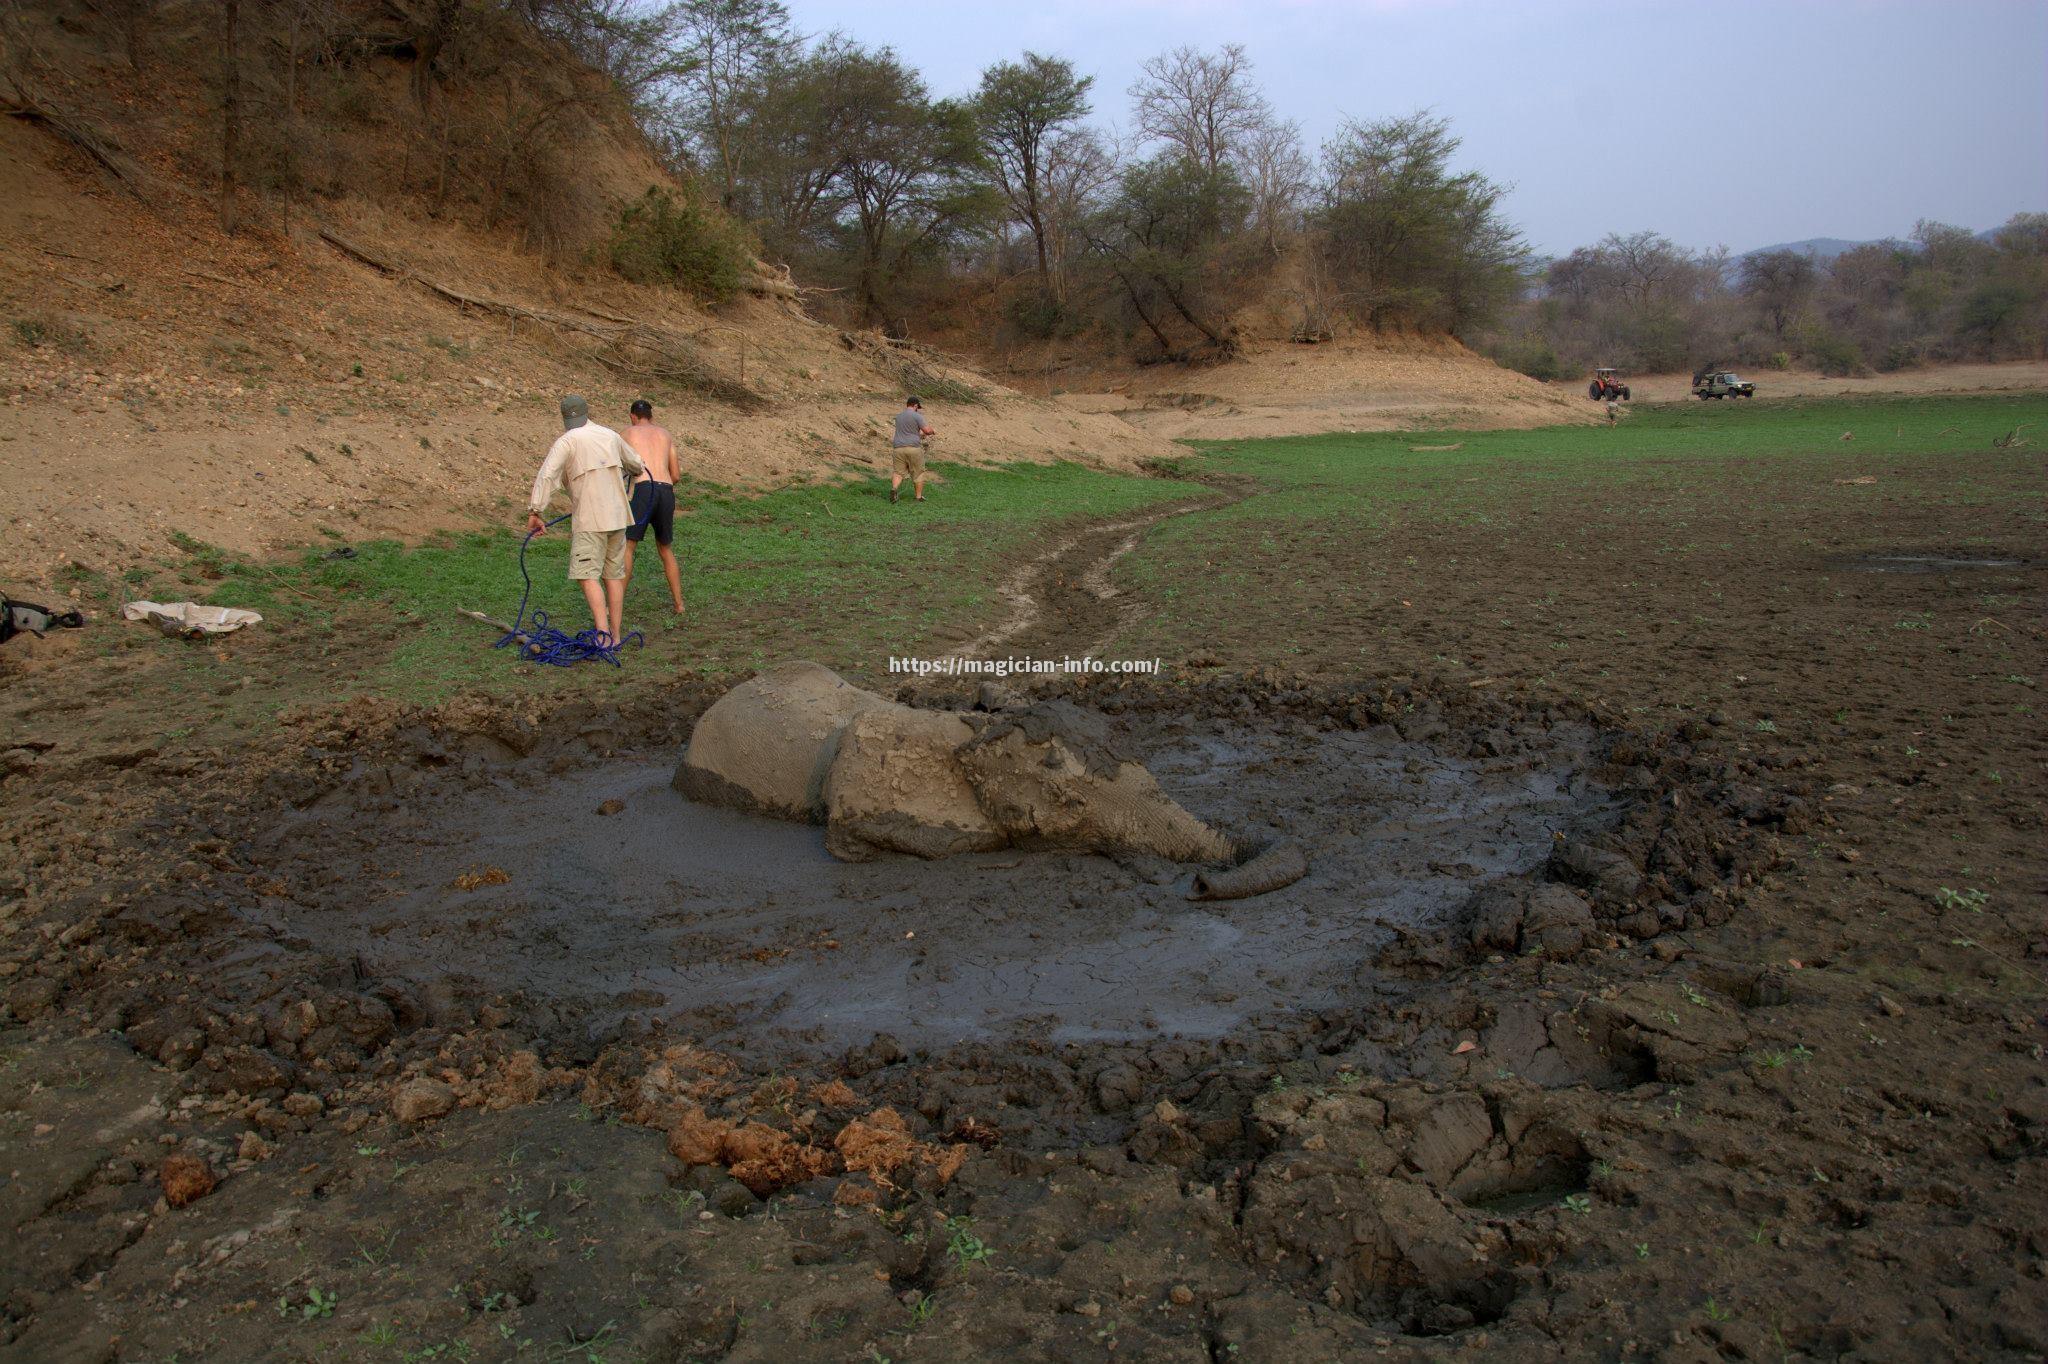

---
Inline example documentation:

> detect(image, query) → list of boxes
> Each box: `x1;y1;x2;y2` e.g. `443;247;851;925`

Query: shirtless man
621;399;686;615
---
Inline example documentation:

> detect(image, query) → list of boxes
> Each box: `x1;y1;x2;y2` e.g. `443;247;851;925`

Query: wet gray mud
252;713;1614;1060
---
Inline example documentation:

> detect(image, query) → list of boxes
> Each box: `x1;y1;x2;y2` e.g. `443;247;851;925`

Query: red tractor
1587;367;1630;401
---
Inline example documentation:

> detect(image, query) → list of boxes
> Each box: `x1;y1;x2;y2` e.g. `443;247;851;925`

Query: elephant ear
956;705;1235;865
822;708;1006;862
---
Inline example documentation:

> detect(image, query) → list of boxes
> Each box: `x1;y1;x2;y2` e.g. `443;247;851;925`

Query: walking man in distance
891;396;934;504
622;399;686;617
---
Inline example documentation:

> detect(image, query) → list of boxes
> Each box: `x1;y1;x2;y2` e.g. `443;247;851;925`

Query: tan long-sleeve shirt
527;422;647;533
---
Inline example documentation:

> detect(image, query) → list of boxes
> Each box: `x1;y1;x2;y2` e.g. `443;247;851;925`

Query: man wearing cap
526;394;646;646
890;396;934;504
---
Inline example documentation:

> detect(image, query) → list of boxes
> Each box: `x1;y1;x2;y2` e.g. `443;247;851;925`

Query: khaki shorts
568;528;627;581
892;443;926;478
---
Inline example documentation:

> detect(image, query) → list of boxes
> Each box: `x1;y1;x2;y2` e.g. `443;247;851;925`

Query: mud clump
391;1079;457;1123
664;1102;966;1199
158;1152;217;1208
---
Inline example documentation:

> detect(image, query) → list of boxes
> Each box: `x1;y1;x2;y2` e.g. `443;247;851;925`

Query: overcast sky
795;0;2048;257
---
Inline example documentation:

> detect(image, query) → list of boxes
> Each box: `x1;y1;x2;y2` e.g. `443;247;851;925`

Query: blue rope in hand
495;515;645;668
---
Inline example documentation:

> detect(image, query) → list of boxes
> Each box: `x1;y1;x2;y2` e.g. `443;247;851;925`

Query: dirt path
942;490;1233;665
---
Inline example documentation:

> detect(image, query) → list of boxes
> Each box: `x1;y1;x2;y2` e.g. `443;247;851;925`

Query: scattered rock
597;798;625;817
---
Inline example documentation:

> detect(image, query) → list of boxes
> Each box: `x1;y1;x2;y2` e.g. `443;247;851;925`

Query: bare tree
1128;42;1269;174
1605;230;1682;307
1039;125;1119;299
1240;115;1308;256
673;0;794;209
217;0;240;233
1741;249;1815;340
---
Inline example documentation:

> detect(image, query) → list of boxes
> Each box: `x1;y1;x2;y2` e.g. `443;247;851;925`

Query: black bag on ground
1;595;85;645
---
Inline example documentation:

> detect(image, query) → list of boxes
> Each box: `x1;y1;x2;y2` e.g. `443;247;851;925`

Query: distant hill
1743;226;2010;261
1742;237;1878;262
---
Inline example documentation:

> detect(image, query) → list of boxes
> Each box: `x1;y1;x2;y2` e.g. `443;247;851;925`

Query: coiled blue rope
495;514;645;668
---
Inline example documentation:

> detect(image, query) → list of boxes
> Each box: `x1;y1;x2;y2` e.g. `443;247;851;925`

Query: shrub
1802;328;1868;377
1766;351;1791;371
1878;342;1918;373
12;315;92;354
1006;290;1082;341
1484;334;1565;381
605;187;750;303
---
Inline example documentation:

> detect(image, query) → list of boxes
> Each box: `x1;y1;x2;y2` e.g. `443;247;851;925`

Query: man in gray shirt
890;396;935;504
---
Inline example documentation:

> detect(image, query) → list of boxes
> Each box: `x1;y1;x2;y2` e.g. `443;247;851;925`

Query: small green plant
908;1296;935;1326
1561;1193;1592;1215
945;1216;992;1271
365;1322;399;1346
1754;719;1777;734
1680;983;1709;1007
1635;1242;1651;1260
278;1285;338;1321
1705;1296;1733;1322
1934;886;1989;912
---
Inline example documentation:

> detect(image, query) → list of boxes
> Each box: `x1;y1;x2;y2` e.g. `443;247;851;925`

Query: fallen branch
1409;443;1464;452
459;607;533;653
0;59;147;197
319;228;761;408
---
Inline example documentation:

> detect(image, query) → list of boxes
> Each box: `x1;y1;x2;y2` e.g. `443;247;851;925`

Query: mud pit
4;676;1816;1362
252;711;1613;1057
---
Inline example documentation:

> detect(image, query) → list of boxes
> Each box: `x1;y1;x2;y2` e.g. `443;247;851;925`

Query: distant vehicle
1692;370;1756;400
1587;368;1630;401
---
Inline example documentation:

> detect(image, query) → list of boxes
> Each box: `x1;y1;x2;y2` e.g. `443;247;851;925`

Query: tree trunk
218;0;240;234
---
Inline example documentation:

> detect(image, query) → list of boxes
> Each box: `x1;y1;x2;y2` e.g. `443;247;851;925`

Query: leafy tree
1089;154;1250;358
826;46;991;326
1313;112;1524;333
974;53;1093;296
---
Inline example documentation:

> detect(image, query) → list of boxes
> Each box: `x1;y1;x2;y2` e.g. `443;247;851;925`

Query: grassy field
89;460;1190;713
19;393;2041;756
1112;392;2046;715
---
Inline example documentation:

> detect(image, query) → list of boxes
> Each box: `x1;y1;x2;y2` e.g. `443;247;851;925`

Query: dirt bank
1050;336;1593;439
0;125;1177;587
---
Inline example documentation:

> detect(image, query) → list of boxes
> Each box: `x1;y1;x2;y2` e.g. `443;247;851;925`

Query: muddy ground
2;435;2045;1362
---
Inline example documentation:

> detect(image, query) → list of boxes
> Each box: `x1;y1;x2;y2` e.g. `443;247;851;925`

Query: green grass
1112;392;2047;674
1158;393;2048;524
189;461;1189;702
30;390;2041;752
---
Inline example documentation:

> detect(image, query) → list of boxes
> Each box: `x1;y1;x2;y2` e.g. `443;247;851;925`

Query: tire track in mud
942;483;1247;666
